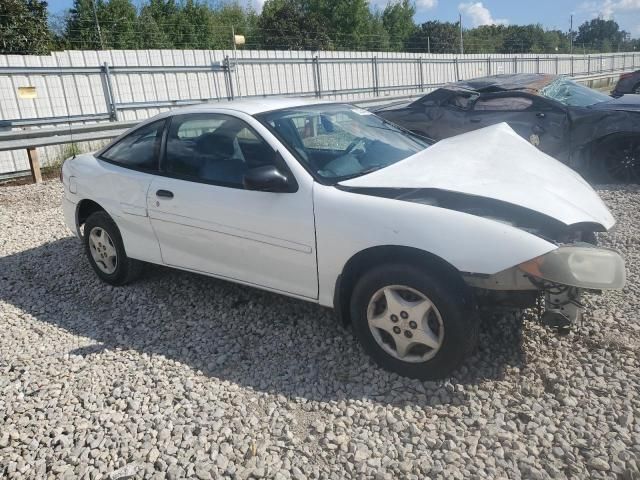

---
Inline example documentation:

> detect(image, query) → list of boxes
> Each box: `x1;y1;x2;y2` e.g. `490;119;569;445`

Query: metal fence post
623;53;626;71
555;56;559;74
102;62;118;121
600;54;604;74
372;56;379;96
312;56;322;98
454;58;460;81
487;56;491;75
570;56;574;76
587;55;591;74
513;56;518;74
417;57;424;92
536;56;540;74
223;56;234;100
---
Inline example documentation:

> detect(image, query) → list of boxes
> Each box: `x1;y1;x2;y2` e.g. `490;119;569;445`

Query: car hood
339;123;615;230
591;94;640;111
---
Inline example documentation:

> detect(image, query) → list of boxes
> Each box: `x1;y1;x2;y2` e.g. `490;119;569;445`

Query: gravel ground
1;181;639;480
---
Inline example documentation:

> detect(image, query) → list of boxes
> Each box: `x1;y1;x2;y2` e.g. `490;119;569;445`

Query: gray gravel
1;181;639;480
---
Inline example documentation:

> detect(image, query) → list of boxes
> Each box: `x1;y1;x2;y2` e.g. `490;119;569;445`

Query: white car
61;98;626;379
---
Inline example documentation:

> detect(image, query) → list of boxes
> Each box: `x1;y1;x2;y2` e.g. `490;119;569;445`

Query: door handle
470;118;482;123
536;112;546;118
156;189;174;199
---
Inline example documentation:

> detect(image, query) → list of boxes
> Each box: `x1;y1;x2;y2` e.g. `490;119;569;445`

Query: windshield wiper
335;165;386;182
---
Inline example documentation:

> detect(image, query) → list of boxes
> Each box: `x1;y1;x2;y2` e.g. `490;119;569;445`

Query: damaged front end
341;185;626;329
465;243;625;328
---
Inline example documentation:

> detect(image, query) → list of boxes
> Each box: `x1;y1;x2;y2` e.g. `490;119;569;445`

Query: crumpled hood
592;94;640;111
340;123;615;229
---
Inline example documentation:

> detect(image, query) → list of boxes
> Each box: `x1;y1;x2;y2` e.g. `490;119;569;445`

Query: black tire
349;263;478;380
83;211;143;286
592;134;640;183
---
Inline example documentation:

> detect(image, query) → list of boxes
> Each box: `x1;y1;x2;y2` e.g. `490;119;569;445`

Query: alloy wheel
603;136;640;183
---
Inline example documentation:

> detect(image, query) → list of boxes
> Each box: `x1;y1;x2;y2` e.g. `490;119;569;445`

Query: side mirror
243;165;293;193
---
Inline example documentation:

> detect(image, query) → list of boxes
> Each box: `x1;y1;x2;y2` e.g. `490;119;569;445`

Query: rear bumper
63;196;78;237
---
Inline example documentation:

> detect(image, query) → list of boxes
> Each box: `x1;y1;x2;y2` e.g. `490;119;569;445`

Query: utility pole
569;14;573;55
92;0;104;50
459;13;464;55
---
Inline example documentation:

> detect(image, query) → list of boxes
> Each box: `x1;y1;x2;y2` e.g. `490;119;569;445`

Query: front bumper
465;244;625;327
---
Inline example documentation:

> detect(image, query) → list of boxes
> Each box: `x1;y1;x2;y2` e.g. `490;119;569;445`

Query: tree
575;18;626;52
137;0;178;48
406;21;459;53
0;0;51;54
98;0;138;49
65;0;103;49
309;0;376;50
382;0;415;51
258;0;331;50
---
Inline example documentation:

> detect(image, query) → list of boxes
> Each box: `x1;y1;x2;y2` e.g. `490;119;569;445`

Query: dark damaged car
375;74;640;182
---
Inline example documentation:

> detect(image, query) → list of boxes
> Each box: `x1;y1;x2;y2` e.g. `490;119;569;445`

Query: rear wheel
350;264;478;380
84;211;143;286
593;134;640;183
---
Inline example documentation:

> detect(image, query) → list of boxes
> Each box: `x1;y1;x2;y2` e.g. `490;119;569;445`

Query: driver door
147;112;318;299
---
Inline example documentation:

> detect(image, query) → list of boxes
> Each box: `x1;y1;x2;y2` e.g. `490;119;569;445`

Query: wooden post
27;146;42;184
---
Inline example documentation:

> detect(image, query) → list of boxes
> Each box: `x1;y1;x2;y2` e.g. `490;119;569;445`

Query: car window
474;96;534;111
165;113;277;188
540;78;610;107
257;104;428;181
101;119;165;171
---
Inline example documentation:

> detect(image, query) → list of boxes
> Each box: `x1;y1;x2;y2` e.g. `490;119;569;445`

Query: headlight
519;244;626;290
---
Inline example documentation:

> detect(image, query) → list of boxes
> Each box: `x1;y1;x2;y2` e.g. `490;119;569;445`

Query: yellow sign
234;35;246;46
18;86;37;99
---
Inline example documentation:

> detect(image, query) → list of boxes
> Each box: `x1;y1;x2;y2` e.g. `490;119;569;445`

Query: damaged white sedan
61;99;625;379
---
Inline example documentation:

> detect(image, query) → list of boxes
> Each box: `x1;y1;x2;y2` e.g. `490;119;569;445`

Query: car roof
446;73;559;94
163;97;330;117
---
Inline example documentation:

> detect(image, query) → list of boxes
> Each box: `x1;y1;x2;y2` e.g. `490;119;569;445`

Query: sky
45;0;640;37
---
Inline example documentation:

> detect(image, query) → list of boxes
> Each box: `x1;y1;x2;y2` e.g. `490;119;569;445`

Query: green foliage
1;0;639;54
258;0;331;50
407;21;460;53
575;18;628;52
0;0;52;54
382;0;415;51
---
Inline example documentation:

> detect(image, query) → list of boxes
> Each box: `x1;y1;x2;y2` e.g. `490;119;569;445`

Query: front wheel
350;264;478;380
592;134;640;183
84;211;143;286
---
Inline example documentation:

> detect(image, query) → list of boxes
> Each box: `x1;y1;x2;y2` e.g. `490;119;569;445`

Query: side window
474;96;534;111
165;114;277;188
101;119;165;170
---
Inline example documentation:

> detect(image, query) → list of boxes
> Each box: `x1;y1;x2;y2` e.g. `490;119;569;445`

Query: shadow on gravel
0;237;527;407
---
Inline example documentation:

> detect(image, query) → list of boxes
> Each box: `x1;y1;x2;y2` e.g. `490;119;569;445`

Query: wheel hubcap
88;227;118;274
366;285;444;363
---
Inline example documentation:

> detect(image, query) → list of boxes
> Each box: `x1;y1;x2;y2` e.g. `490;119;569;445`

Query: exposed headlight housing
519;244;626;290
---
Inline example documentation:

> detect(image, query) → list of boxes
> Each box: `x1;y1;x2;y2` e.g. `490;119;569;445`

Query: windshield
257;104;428;182
540;77;611;107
